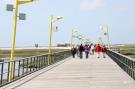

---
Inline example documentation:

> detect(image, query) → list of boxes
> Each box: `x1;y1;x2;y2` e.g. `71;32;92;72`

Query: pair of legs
102;52;106;58
72;53;76;58
92;49;94;55
80;52;83;59
97;52;100;58
85;52;89;59
97;52;106;58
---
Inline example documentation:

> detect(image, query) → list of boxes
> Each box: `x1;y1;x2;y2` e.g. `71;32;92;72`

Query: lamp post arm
18;0;34;5
106;25;111;49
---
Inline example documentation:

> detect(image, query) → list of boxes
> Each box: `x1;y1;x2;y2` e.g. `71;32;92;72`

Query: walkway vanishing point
2;54;135;89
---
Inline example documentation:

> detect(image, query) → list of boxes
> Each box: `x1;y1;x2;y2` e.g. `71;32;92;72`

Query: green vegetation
0;49;69;60
112;45;135;59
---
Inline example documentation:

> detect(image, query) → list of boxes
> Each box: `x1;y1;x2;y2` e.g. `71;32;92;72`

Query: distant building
57;43;70;47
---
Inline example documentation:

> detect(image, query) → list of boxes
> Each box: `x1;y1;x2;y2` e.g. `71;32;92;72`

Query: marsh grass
0;49;68;60
112;45;135;58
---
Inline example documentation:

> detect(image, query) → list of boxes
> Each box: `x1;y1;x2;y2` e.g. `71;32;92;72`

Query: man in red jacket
95;44;102;58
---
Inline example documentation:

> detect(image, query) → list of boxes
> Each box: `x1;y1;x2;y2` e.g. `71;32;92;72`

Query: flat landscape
112;44;135;59
1;45;135;61
0;47;69;61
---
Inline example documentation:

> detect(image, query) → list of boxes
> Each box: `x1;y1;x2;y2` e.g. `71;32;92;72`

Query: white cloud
80;0;105;11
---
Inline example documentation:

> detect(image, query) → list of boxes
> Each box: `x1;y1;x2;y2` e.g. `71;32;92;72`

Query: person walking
76;45;80;57
79;44;84;59
71;46;77;58
101;45;107;58
95;44;102;58
90;43;95;55
84;44;90;59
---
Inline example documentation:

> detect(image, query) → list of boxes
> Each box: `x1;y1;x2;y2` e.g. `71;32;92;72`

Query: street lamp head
52;16;63;23
56;16;63;20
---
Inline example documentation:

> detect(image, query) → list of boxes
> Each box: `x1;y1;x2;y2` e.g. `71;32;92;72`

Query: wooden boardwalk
2;54;135;89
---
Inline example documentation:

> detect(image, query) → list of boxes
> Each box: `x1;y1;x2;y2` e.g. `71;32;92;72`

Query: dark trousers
72;53;76;58
80;52;83;59
85;52;89;59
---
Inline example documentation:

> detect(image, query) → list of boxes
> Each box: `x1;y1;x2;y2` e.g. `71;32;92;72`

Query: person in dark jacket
79;44;84;59
71;46;77;58
101;45;107;58
84;44;90;59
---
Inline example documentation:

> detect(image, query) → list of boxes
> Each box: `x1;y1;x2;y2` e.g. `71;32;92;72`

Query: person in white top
90;44;95;55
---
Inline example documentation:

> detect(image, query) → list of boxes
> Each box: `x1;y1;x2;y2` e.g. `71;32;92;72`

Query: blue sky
0;0;135;47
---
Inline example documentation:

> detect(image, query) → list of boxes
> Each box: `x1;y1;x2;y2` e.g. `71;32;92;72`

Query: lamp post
70;30;78;48
101;24;111;49
85;38;91;44
106;25;111;49
98;36;103;45
48;16;63;65
7;0;34;81
77;32;84;44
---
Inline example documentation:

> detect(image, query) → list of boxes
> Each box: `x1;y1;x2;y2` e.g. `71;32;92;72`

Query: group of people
71;43;107;59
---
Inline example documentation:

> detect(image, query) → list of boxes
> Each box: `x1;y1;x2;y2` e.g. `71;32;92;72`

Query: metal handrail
0;50;71;87
109;53;135;71
107;50;135;80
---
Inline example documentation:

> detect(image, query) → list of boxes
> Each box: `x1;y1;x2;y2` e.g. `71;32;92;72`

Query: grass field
0;48;69;61
1;45;135;61
112;45;135;59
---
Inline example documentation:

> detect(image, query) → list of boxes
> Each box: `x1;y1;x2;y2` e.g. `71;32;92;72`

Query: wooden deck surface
2;54;135;89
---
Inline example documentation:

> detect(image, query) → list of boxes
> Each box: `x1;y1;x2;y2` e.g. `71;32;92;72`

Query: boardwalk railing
0;50;71;87
107;50;135;80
